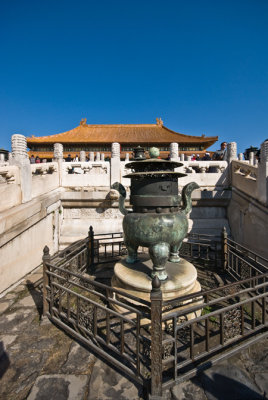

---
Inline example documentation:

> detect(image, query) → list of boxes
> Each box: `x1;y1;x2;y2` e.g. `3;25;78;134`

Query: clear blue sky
0;0;267;154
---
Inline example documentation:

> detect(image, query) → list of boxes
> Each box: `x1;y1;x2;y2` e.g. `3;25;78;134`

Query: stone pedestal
111;254;202;323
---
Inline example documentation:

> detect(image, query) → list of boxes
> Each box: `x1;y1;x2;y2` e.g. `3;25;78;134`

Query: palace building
27;118;218;160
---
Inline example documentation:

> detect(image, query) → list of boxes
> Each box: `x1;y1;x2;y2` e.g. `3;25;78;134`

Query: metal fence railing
42;227;268;399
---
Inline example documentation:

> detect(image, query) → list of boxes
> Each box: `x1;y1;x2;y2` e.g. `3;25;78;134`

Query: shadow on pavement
0;341;10;379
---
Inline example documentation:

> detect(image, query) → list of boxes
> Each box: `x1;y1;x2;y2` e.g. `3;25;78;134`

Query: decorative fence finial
43;245;50;257
152;275;161;291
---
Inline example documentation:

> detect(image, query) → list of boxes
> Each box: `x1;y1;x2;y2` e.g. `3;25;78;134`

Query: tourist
213;142;227;161
196;154;200;161
30;155;35;164
73;154;79;162
35;156;41;163
66;154;72;162
202;152;211;161
191;154;196;161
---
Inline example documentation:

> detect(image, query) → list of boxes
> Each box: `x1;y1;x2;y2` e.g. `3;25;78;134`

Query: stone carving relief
32;164;57;175
0;170;15;184
65;163;108;175
64;207;122;219
91;165;107;174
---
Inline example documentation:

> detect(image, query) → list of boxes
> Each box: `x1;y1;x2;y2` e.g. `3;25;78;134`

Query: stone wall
0;190;61;293
228;188;268;259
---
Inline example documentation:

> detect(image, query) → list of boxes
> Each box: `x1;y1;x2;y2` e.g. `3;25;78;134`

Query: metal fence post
88;226;95;274
42;245;51;318
222;227;228;270
149;275;163;399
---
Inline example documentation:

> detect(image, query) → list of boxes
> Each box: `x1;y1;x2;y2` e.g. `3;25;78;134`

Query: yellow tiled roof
27;121;218;147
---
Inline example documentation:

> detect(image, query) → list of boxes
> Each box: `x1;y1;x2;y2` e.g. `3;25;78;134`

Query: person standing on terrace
213;142;227;161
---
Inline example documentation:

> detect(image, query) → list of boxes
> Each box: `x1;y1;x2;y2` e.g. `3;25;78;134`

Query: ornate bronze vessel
112;147;199;280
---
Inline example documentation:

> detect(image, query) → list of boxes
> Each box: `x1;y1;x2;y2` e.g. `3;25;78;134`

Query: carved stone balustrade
180;161;228;175
31;163;58;176
62;161;110;187
233;161;257;181
232;160;258;200
177;161;228;189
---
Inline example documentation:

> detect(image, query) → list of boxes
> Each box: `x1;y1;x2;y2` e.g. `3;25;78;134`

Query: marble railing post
101;153;105;161
53;143;63;160
227;142;237;185
227;142;237;164
238;153;243;161
180;154;185;162
125;153;129;162
249;152;254;165
89;152;94;162
96;152;100;161
258;140;268;206
186;155;191;161
80;150;86;162
110;142;120;185
169;142;179;160
9;134;32;202
53;143;63;185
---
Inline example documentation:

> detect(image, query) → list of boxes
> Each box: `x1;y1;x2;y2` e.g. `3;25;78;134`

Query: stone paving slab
27;374;89;400
0;267;267;400
88;359;142;400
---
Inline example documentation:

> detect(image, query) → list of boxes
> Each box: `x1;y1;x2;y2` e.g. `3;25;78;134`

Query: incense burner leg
169;243;182;263
149;242;169;281
125;243;139;264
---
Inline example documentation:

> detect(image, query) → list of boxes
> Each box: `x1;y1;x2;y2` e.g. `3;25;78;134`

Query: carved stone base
111;254;203;324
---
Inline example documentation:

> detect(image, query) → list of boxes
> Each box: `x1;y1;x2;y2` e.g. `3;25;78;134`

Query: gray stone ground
0;266;267;400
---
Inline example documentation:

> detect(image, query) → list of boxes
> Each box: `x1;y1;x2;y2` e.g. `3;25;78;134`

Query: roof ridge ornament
80;118;87;126
156;117;163;126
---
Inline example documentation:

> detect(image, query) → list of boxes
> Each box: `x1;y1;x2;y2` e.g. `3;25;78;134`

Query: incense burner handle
111;182;130;216
180;182;199;215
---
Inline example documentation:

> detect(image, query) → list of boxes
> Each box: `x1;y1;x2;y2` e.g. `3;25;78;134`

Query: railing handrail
46;261;151;307
227;237;268;264
162;270;268;307
50;237;88;261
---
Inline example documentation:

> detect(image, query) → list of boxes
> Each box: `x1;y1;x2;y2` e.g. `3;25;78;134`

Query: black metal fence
42;227;268;399
87;226;222;273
